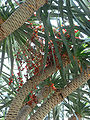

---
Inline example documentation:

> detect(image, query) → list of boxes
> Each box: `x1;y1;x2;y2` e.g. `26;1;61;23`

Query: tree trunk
16;85;52;120
30;66;90;120
5;65;56;120
16;105;31;120
5;56;69;120
0;0;46;41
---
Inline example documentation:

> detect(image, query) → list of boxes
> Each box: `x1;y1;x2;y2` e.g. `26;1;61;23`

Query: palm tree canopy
0;0;90;120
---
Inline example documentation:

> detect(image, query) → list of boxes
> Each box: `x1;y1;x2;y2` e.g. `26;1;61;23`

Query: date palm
0;0;90;120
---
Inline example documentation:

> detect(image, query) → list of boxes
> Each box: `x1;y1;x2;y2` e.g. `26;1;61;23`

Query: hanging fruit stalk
6;24;78;120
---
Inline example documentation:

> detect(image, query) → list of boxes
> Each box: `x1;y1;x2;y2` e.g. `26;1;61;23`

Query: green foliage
0;0;90;119
63;87;90;119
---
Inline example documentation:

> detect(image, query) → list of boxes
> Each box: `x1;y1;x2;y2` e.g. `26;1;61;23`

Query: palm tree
0;0;90;120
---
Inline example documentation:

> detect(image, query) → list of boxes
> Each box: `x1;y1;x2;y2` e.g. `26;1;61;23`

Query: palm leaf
0;40;6;75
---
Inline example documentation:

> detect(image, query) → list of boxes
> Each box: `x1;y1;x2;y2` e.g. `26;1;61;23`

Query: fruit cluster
8;21;79;95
